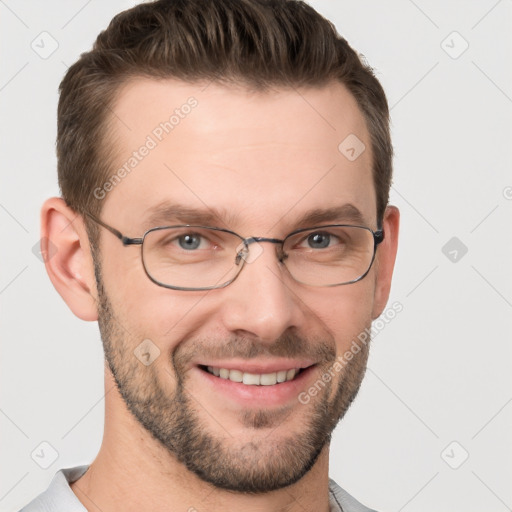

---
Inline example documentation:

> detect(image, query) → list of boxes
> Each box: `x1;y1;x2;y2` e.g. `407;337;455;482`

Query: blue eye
178;234;202;250
307;232;331;249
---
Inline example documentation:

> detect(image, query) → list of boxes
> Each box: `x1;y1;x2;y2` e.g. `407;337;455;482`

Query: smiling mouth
198;365;307;386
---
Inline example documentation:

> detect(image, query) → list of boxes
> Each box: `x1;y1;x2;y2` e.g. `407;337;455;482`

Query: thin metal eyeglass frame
85;212;384;291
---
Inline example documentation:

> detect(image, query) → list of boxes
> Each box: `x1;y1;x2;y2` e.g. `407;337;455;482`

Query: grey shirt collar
20;465;377;512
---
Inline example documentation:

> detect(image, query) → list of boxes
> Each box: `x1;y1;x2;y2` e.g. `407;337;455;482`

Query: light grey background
1;1;511;511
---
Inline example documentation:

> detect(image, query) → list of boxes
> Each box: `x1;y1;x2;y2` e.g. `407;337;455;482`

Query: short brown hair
58;0;392;237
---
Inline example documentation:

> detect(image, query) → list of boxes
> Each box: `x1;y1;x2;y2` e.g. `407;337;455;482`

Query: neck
70;370;332;512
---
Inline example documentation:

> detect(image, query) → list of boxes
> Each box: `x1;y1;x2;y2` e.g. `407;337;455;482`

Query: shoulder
18;466;89;512
328;478;380;512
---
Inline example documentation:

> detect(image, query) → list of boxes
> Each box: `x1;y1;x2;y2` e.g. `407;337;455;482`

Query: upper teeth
206;366;300;385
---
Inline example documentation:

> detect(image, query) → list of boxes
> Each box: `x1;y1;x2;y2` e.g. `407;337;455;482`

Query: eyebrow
293;204;367;227
142;203;237;231
141;202;368;232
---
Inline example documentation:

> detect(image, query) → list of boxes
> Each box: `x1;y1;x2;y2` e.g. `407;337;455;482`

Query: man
21;0;399;510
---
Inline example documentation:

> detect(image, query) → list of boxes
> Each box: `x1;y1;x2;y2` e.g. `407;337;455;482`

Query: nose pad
235;238;265;265
235;242;249;266
276;245;288;264
234;240;288;268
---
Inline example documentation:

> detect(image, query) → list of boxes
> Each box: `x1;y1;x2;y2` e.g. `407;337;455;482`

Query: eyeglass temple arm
84;212;143;246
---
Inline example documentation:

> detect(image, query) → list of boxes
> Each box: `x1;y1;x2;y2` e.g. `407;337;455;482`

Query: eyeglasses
85;212;384;291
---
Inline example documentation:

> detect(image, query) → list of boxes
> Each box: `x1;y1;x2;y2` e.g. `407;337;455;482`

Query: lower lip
193;365;317;407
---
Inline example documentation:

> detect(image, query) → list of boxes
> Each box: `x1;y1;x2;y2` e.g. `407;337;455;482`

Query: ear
40;197;99;321
371;205;400;319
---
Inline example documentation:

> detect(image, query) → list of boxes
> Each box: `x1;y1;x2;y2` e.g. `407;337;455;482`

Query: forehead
102;78;376;232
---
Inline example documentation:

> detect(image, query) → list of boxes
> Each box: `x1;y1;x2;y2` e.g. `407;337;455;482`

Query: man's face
95;79;380;492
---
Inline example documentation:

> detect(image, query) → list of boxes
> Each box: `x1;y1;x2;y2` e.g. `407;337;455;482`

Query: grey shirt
20;465;377;512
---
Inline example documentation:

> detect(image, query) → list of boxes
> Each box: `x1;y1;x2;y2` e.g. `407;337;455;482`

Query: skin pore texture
43;78;399;512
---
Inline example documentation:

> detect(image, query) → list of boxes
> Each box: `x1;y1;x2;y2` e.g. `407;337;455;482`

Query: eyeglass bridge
235;236;288;265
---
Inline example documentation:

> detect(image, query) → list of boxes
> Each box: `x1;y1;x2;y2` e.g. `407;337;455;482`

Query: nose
219;241;305;342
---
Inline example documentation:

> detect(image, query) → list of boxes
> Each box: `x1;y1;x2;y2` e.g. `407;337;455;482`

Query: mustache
173;329;337;370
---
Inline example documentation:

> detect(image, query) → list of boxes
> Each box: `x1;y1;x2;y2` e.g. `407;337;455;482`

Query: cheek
103;263;214;351
305;283;375;352
99;252;179;340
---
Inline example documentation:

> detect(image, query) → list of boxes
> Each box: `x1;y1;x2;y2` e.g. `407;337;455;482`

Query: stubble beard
94;261;370;493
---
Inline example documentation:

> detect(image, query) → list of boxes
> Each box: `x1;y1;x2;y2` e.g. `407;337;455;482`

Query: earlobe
41;197;99;321
371;205;400;319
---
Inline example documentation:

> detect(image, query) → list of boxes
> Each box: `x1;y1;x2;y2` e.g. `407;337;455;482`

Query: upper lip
196;359;316;374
